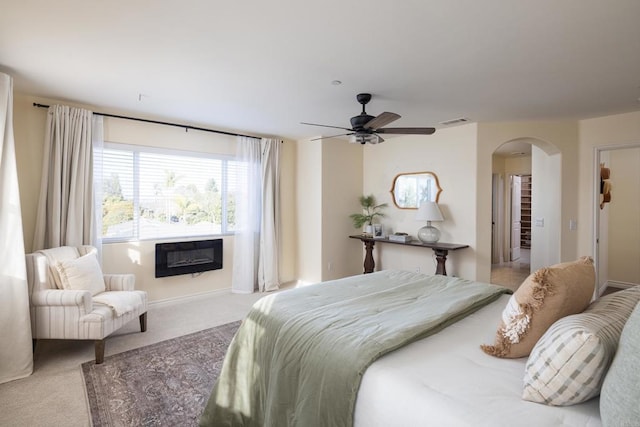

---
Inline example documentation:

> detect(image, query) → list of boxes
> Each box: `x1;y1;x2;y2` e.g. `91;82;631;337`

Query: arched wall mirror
390;171;442;209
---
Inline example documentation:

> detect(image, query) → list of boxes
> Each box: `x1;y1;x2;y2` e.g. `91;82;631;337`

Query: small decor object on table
389;232;412;243
350;194;388;236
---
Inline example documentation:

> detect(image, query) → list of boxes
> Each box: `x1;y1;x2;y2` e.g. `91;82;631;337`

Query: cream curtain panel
32;105;102;250
258;138;281;292
0;72;33;384
232;137;281;293
232;137;262;293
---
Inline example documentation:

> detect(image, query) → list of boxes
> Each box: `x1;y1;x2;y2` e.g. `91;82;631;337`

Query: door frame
491;173;504;264
593;142;640;297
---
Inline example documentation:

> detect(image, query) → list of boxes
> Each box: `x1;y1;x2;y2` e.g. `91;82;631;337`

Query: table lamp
416;201;444;243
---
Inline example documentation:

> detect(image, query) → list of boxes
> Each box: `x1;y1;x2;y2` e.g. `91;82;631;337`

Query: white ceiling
1;1;639;141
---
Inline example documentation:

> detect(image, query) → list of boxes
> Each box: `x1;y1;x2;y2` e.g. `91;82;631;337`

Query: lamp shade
415;201;444;222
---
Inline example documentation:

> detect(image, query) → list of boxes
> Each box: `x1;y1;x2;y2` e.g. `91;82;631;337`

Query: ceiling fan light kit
350;134;382;144
301;93;436;144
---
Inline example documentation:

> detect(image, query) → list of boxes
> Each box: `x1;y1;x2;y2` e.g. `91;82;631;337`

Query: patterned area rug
82;321;240;427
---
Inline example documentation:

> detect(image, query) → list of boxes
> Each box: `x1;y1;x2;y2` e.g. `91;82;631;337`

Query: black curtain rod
32;103;262;140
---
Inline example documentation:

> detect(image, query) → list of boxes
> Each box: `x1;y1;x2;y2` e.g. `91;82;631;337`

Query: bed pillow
481;256;594;358
600;299;640;426
522;286;640;406
54;253;106;296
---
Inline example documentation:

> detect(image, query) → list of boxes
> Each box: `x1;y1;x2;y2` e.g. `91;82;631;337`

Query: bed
199;267;636;427
353;292;600;427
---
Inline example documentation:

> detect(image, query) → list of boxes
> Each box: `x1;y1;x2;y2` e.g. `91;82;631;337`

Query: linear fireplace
155;239;223;278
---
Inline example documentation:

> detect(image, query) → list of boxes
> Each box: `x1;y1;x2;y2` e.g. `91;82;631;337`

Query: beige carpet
0;290;264;427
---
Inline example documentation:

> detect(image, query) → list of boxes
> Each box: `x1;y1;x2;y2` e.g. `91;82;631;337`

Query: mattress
354;294;602;427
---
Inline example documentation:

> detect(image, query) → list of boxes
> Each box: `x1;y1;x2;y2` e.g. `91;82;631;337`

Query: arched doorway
490;137;561;290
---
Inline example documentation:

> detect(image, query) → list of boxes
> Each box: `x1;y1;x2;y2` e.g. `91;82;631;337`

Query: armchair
26;245;148;364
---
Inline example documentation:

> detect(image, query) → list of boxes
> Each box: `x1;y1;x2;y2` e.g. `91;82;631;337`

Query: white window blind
100;144;240;241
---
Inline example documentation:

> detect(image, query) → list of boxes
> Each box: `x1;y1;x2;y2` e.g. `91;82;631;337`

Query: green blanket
200;270;509;427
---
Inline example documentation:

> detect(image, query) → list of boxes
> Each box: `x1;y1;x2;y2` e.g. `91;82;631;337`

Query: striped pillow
600;301;640;426
522;286;640;406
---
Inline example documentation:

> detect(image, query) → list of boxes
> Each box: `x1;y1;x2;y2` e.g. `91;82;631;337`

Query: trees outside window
100;144;241;241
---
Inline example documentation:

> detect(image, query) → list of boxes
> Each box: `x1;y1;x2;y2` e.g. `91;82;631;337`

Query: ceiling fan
301;93;436;144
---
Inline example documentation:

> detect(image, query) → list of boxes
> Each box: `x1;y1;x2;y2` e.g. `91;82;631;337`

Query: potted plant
350;194;388;235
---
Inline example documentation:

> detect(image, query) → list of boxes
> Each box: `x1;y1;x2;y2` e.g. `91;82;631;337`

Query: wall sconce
416;201;444;243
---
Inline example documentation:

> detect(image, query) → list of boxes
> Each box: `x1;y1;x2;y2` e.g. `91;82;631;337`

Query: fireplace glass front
155;239;223;278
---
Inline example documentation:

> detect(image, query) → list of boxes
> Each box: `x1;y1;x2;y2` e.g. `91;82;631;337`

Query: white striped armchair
26;245;148;364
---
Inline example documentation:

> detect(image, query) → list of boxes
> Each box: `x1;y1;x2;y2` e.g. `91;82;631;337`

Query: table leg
363;240;375;274
433;249;449;275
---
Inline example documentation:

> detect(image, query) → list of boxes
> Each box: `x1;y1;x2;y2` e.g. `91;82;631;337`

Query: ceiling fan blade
363;112;401;130
309;133;354;141
301;122;353;131
375;127;436;135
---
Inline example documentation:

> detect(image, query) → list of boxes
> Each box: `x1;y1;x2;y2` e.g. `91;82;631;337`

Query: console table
349;235;469;276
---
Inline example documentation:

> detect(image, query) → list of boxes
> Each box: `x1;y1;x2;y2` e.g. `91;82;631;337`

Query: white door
491;174;504;264
511;175;521;261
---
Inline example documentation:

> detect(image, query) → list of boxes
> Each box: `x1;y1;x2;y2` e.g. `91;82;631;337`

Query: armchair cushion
54;253;105;296
94;291;146;316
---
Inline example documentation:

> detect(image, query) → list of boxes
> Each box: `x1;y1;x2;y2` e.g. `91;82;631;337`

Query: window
100;143;241;241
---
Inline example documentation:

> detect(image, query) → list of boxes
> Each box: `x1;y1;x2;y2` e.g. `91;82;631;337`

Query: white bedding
354;294;602;427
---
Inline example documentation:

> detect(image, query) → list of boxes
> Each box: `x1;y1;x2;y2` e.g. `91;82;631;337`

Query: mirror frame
389;171;442;209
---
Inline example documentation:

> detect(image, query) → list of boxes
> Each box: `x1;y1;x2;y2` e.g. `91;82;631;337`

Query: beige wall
530;146;562;271
362;124;479;279
357;120;583;283
13;93;296;302
12;89;640;298
321;139;363;281
577;111;640;292
295;137;363;285
492;155;505;174
606;147;640;285
576;111;640;255
295;138;323;284
477;122;580;281
13;94;47;251
504;155;532;175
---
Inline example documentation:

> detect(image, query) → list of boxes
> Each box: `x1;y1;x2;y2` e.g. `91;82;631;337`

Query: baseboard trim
149;288;232;308
148;280;300;307
606;280;639;290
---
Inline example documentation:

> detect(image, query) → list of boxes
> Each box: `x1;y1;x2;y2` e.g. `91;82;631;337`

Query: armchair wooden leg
95;340;105;364
139;312;147;333
32;339;37;353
